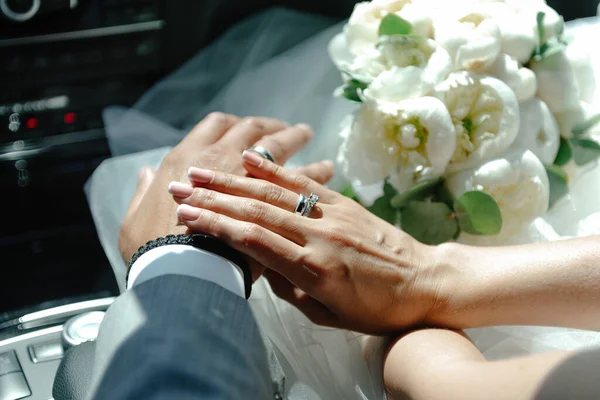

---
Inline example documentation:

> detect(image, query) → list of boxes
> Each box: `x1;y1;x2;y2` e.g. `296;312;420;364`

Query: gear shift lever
61;311;104;351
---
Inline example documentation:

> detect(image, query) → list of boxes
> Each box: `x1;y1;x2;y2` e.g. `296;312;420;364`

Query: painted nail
295;123;312;132
177;204;202;221
322;160;335;169
188;167;214;183
168;181;194;198
242;150;264;166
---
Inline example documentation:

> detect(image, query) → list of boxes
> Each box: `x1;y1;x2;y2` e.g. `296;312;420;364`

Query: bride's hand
168;150;451;334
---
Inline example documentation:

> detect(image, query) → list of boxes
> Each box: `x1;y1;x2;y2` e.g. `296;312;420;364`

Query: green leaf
435;181;455;209
545;164;569;208
400;201;458;245
367;196;398;225
390;178;443;208
570;138;600;166
342;79;369;103
366;181;399;225
537;11;546;45
572;114;600;136
378;14;412;37
383;180;398;198
554;137;573;166
454;191;502;235
341;185;361;204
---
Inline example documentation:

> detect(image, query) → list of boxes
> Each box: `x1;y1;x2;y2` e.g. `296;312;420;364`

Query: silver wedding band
295;193;320;217
246;145;276;164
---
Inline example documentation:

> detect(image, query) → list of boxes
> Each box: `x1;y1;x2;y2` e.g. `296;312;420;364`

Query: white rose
554;101;597;139
433;5;502;71
512;98;560;164
446;148;550;245
343;0;433;57
530;49;580;113
433;72;520;172
358;36;452;100
479;1;537;64
487;54;537;101
566;39;597;104
338;96;456;192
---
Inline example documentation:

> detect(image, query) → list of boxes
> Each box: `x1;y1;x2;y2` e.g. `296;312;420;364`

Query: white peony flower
446;148;550;245
343;0;433;57
566;39;597;104
433;72;520;172
338;96;456;192
432;4;502;71
502;0;565;42
487;54;537;101
357;36;452;101
490;4;537;64
530;49;580;113
554;101;597;139
512;98;560;164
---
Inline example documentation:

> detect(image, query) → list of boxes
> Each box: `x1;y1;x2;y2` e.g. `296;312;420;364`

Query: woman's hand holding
168;151;452;334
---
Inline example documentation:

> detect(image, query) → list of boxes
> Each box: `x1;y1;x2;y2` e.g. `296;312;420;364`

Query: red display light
64;112;77;125
26;118;38;129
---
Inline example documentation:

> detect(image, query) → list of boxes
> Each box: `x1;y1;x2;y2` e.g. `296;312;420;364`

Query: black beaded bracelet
126;234;252;299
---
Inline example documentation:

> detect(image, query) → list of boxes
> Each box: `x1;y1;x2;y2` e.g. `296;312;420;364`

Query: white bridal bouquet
331;0;600;245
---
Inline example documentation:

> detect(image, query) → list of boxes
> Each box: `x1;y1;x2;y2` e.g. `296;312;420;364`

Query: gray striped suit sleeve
87;274;274;400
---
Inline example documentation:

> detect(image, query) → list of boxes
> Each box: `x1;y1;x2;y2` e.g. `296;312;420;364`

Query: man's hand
119;113;334;269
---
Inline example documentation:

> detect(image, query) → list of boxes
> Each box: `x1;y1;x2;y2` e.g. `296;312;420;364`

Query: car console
0;0;214;313
0;298;114;400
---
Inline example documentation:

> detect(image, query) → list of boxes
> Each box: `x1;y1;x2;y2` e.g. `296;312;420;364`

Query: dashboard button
0;372;31;400
28;341;63;363
0;352;20;376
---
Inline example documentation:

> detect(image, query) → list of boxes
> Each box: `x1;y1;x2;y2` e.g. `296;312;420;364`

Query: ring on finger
294;193;319;217
302;193;320;217
295;194;308;216
246;145;276;164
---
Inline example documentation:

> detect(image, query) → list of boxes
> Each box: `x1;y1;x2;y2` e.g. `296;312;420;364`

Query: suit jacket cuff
127;245;246;298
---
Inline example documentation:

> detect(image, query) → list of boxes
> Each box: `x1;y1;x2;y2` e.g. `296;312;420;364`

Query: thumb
293;160;335;185
125;167;156;219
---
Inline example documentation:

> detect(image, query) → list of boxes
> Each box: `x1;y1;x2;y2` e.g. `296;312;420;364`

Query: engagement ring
246;145;276;163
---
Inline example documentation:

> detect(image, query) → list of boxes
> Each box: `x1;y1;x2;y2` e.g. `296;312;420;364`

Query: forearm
91;275;272;399
384;329;571;400
433;236;600;330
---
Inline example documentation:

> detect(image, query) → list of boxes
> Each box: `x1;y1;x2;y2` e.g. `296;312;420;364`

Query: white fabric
127;245;245;298
87;9;600;400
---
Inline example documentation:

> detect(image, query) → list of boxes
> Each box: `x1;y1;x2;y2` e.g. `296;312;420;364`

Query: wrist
425;242;483;329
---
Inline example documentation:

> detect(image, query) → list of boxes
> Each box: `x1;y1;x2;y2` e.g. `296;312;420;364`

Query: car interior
0;0;597;399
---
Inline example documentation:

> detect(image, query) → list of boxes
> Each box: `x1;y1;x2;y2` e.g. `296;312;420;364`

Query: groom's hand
119;113;334;269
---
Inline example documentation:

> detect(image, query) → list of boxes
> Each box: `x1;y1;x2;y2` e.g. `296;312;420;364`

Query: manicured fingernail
296;123;312;132
188;167;214;183
242;150;264;166
177;204;202;221
168;181;194;198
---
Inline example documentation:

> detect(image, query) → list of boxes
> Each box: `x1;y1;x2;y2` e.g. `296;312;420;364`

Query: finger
168;182;308;244
264;270;341;328
182;112;240;145
222;117;288;149
242;151;337;203
176;205;319;289
253;124;313;166
124;167;156;221
293;160;335;185
187;167;299;213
